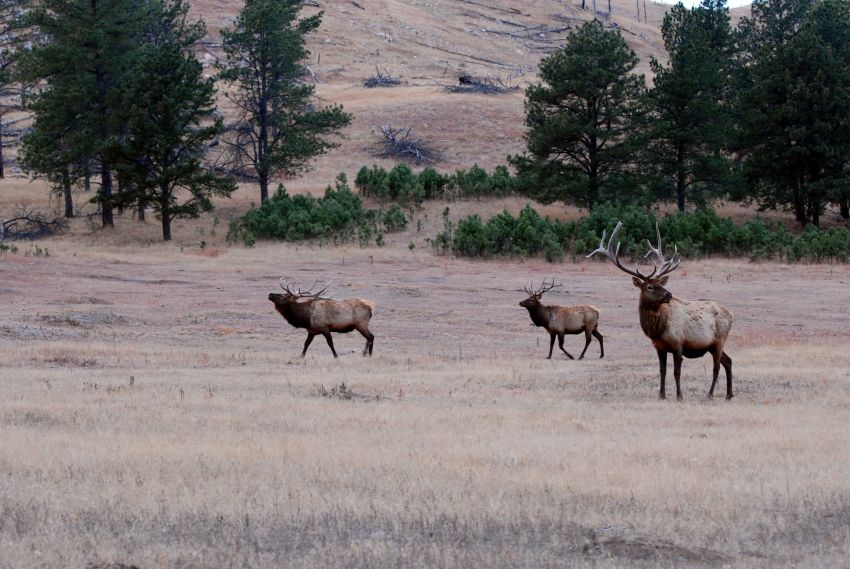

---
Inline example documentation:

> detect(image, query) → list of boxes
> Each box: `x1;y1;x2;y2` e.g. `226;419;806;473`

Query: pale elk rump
588;222;734;400
268;278;375;358
519;279;604;360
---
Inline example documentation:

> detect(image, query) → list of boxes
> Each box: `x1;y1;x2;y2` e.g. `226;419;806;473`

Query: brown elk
588;222;734;400
519;279;604;360
268;279;375;358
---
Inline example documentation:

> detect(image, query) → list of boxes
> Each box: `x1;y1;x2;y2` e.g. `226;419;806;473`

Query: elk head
519;279;562;308
586;221;680;306
268;278;333;306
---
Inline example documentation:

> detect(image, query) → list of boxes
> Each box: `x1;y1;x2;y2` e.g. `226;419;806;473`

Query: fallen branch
375;125;441;164
1;209;68;240
363;67;402;88
457;0;524;15
406;38;517;69
445;75;518;95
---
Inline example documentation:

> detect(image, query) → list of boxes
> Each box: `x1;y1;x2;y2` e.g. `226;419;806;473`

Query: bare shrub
313;382;381;401
363;68;402;88
445;75;519;95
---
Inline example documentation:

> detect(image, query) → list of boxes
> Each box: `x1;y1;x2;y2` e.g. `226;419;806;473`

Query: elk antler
644;222;680;278
586;221;656;281
524;278;562;297
279;278;333;299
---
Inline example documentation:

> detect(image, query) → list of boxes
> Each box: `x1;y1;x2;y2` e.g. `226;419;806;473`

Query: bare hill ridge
188;0;749;194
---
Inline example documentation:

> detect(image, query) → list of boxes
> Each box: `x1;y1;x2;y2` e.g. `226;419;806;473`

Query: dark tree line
514;0;850;227
13;0;348;240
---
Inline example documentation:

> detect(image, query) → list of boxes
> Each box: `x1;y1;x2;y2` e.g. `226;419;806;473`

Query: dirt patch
38;312;131;329
0;323;72;340
60;296;112;305
583;533;734;565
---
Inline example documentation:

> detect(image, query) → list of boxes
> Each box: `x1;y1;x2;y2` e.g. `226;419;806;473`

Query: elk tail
359;299;376;314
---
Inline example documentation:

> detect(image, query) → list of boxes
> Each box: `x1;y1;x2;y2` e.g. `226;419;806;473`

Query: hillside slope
189;0;747;194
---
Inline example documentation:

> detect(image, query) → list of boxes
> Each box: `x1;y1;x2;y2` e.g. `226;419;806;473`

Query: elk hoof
659;392;666;400
706;393;714;400
725;393;734;400
676;395;684;401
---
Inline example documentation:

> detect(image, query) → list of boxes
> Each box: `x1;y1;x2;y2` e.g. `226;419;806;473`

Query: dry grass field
2;218;850;568
3;1;850;567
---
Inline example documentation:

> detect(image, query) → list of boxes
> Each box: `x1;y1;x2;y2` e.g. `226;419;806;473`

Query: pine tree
509;20;646;211
646;0;735;212
117;0;235;241
19;0;148;227
219;0;350;203
735;0;850;226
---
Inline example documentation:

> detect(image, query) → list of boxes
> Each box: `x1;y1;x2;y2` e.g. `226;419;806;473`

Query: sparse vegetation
313;382;380;401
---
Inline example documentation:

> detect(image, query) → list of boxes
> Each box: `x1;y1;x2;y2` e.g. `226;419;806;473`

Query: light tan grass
1;240;849;568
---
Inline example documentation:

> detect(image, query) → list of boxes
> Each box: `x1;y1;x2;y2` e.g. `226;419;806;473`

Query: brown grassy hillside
185;0;748;194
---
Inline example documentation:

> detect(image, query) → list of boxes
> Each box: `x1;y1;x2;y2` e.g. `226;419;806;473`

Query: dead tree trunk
62;166;74;218
0;122;4;179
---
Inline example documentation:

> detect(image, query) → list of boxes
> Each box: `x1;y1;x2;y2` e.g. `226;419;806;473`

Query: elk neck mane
275;299;315;329
523;303;552;328
639;298;671;340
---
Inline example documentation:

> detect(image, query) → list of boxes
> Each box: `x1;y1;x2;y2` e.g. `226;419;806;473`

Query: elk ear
658;276;669;286
632;277;643;288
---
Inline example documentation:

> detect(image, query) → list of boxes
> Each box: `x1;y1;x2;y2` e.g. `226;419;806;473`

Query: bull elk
519;279;604;360
588;222;734;400
268;279;375;358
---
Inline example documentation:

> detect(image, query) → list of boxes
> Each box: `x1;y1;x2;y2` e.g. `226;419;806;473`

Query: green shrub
354;163;513;203
438;205;572;260
451;164;513;198
435;203;850;263
382;204;408;231
229;174;407;246
355;164;425;205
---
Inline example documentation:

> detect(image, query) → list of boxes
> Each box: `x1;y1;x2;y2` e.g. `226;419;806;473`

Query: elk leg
708;349;721;399
673;351;683;401
721;352;733;399
547;333;555;359
558;333;575;360
358;327;375;357
657;350;667;399
323;332;338;358
593;329;604;358
578;329;592;360
301;333;316;357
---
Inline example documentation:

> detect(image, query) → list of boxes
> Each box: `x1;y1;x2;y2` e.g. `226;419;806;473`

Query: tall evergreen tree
117;0;236;241
510;20;646;211
735;0;850;226
219;0;350;203
646;0;735;212
19;0;148;227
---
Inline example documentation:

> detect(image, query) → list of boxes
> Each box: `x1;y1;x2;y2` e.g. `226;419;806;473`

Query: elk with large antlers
588;223;734;400
519;279;604;360
268;279;375;358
